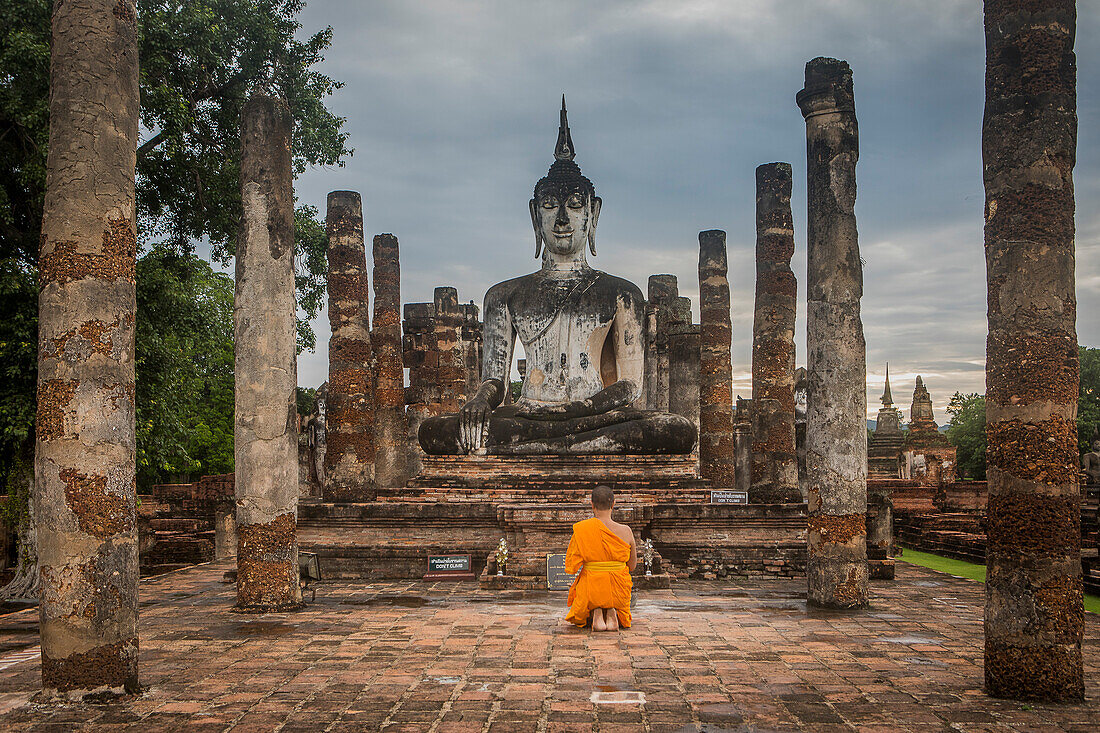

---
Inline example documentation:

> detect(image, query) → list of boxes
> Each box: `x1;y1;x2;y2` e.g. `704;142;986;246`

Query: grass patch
897;547;1100;615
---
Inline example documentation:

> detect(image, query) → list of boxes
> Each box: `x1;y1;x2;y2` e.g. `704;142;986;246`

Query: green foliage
136;251;235;487
296;386;317;417
137;0;347;336
898;548;1100;614
0;0;347;486
1079;345;1100;453
0;455;31;539
946;392;986;481
294;204;328;353
0;261;37;481
0;0;49;266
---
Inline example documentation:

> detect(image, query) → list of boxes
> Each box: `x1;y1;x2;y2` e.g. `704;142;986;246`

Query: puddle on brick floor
902;656;948;667
426;676;461;685
340;595;435;608
876;635;941;645
463;592;555;603
233;621;296;637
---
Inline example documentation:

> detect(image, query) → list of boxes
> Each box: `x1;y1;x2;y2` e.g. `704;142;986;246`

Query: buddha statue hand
459;379;506;453
515;379;637;421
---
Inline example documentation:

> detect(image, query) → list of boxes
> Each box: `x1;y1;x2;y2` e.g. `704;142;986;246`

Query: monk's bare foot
605;609;619;631
591;609;606;632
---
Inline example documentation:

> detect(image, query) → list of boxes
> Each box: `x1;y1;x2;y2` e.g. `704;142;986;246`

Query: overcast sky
286;0;1099;421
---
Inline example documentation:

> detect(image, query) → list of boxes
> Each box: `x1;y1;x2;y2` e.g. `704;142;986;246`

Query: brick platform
299;500;808;583
407;454;708;500
0;560;1098;731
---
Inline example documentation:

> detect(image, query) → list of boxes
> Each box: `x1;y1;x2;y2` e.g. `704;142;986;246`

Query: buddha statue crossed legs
419;100;696;456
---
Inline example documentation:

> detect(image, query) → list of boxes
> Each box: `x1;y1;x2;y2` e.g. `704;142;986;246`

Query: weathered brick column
35;0;140;696
698;230;736;488
372;234;408;489
434;287;465;414
982;0;1082;701
234;96;301;611
751;162;801;504
323;191;375;500
797;58;868;608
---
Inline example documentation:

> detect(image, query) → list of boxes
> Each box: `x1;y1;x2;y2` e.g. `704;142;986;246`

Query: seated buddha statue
419;99;696;456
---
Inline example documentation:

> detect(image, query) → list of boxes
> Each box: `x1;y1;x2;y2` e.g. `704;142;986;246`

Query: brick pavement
0;561;1096;731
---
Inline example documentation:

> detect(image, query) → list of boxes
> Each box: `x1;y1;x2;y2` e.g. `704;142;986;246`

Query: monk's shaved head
592;484;614;511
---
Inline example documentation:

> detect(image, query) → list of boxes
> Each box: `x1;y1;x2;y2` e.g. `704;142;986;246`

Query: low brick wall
298;500;809;582
648;504;807;579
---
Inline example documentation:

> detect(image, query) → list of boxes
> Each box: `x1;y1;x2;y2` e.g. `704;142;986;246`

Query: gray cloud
290;0;1100;422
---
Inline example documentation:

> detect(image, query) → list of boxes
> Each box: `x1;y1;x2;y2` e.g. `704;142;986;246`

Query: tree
0;0;349;485
1078;345;1100;453
136;251;235;486
946;392;986;480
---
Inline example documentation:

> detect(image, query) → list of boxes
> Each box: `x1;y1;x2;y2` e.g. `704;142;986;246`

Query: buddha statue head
530;97;602;263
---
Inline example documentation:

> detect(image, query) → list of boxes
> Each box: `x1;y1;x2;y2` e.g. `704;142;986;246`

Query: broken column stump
982;0;1082;701
35;0;140;697
668;323;701;426
647;274;679;412
750;162;802;504
234;96;302;612
372;234;408;489
434;287;466;415
324;191;376;501
402;302;437;477
698;230;736;488
797;58;869;609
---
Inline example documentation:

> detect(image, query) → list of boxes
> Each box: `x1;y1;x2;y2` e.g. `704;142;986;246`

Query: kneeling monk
565;485;637;631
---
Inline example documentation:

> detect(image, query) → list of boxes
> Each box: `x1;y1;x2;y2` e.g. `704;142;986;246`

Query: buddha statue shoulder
419;99;696;456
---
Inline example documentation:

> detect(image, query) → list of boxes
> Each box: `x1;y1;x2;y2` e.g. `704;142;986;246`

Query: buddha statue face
531;189;601;259
529;97;602;264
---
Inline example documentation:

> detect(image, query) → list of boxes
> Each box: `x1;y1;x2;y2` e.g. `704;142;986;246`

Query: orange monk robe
565;517;633;628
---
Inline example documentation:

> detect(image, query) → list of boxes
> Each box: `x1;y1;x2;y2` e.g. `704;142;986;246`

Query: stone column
648;275;678;412
35;0;139;697
460;302;483;399
668;323;700;425
434;287;465;414
214;505;237;561
323;191;375;501
644;303;659;409
402;302;436;476
733;423;752;495
797;58;868;609
750;162;801;504
372;234;408;489
234;96;301;611
866;483;894;579
982;0;1082;701
698;230;736;488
